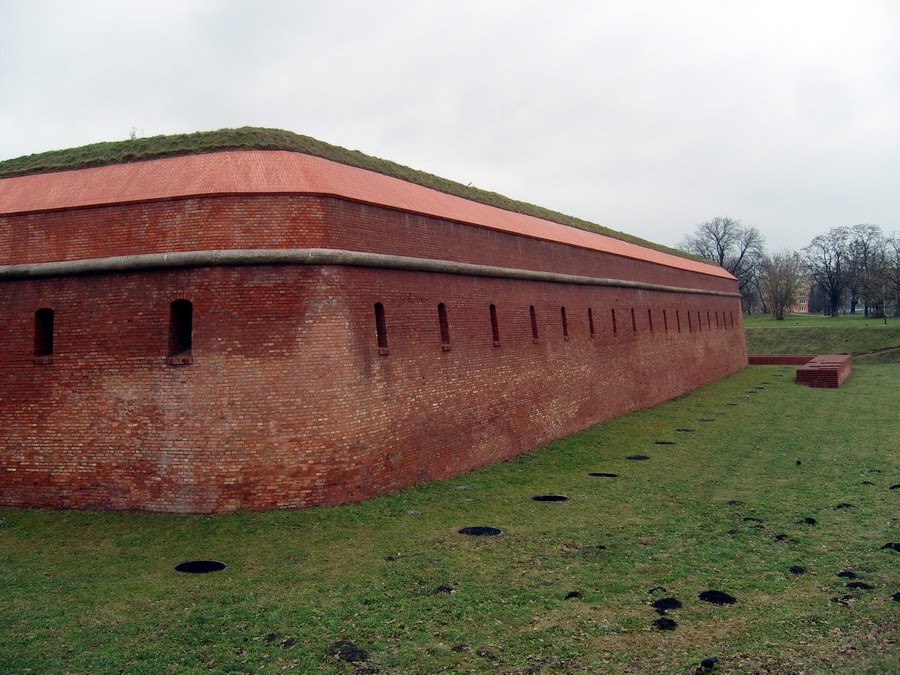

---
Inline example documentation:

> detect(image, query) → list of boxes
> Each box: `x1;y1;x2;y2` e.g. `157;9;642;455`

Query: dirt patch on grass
699;590;736;605
773;533;797;543
650;597;682;612
325;640;369;663
652;617;677;630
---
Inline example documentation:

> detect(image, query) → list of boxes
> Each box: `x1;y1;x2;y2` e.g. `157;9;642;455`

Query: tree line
680;218;900;319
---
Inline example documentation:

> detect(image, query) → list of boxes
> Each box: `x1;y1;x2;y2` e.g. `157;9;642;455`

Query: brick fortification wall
0;152;746;512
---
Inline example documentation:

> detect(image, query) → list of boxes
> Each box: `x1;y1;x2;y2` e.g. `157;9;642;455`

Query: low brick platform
748;354;815;365
796;354;853;388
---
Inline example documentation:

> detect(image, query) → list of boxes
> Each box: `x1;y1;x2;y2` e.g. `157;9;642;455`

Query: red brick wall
0;194;735;294
0;196;746;512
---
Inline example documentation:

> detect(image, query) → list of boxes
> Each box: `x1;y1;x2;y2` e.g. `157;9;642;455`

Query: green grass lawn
744;314;900;363
2;364;898;673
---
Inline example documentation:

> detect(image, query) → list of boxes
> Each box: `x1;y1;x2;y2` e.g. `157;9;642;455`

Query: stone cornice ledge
0;248;740;297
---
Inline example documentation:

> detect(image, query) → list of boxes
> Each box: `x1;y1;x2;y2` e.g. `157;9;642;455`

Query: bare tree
762;251;804;320
681;217;766;311
803;227;851;316
879;231;900;316
848;224;887;316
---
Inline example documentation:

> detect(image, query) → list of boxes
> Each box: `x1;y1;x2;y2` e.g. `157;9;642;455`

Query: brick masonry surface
1;188;746;512
796;355;852;388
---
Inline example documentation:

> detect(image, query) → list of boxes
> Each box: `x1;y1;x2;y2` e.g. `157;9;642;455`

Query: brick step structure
795;354;853;388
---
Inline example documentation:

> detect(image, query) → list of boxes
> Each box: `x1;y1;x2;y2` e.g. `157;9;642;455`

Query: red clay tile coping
0;150;734;280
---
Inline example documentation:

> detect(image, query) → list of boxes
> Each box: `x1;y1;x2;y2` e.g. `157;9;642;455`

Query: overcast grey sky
1;0;897;251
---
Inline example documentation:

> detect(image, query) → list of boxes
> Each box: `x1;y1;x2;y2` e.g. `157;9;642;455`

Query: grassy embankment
744;313;900;363
0;127;702;263
1;357;898;672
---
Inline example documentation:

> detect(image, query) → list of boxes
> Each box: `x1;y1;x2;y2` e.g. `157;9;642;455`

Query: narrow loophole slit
374;302;389;354
490;304;500;346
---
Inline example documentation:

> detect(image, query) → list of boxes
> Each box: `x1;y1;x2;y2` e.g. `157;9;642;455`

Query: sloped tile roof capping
0;149;734;280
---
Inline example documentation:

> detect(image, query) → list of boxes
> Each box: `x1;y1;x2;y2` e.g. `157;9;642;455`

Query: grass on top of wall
1;364;898;673
744;313;900;363
0;127;701;263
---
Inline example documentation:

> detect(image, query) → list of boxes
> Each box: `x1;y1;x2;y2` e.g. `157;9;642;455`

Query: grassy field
744;313;900;363
1;362;898;673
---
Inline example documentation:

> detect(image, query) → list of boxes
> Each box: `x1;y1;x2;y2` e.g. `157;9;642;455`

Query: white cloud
1;0;897;250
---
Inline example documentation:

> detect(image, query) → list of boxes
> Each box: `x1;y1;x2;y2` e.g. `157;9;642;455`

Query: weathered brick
0;156;746;512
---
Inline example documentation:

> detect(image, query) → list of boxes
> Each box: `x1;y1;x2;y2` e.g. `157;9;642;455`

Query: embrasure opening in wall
438;303;451;351
490;304;500;346
168;299;193;363
374;302;389;354
34;307;54;359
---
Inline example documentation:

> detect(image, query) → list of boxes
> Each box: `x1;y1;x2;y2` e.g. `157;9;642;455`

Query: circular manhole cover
175;560;227;574
531;494;569;502
588;472;619;478
458;526;503;536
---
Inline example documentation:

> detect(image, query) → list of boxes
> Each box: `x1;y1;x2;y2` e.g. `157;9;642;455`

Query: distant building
791;283;810;314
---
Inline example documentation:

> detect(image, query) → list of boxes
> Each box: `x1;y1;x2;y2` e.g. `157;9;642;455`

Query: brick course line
0;248;740;298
